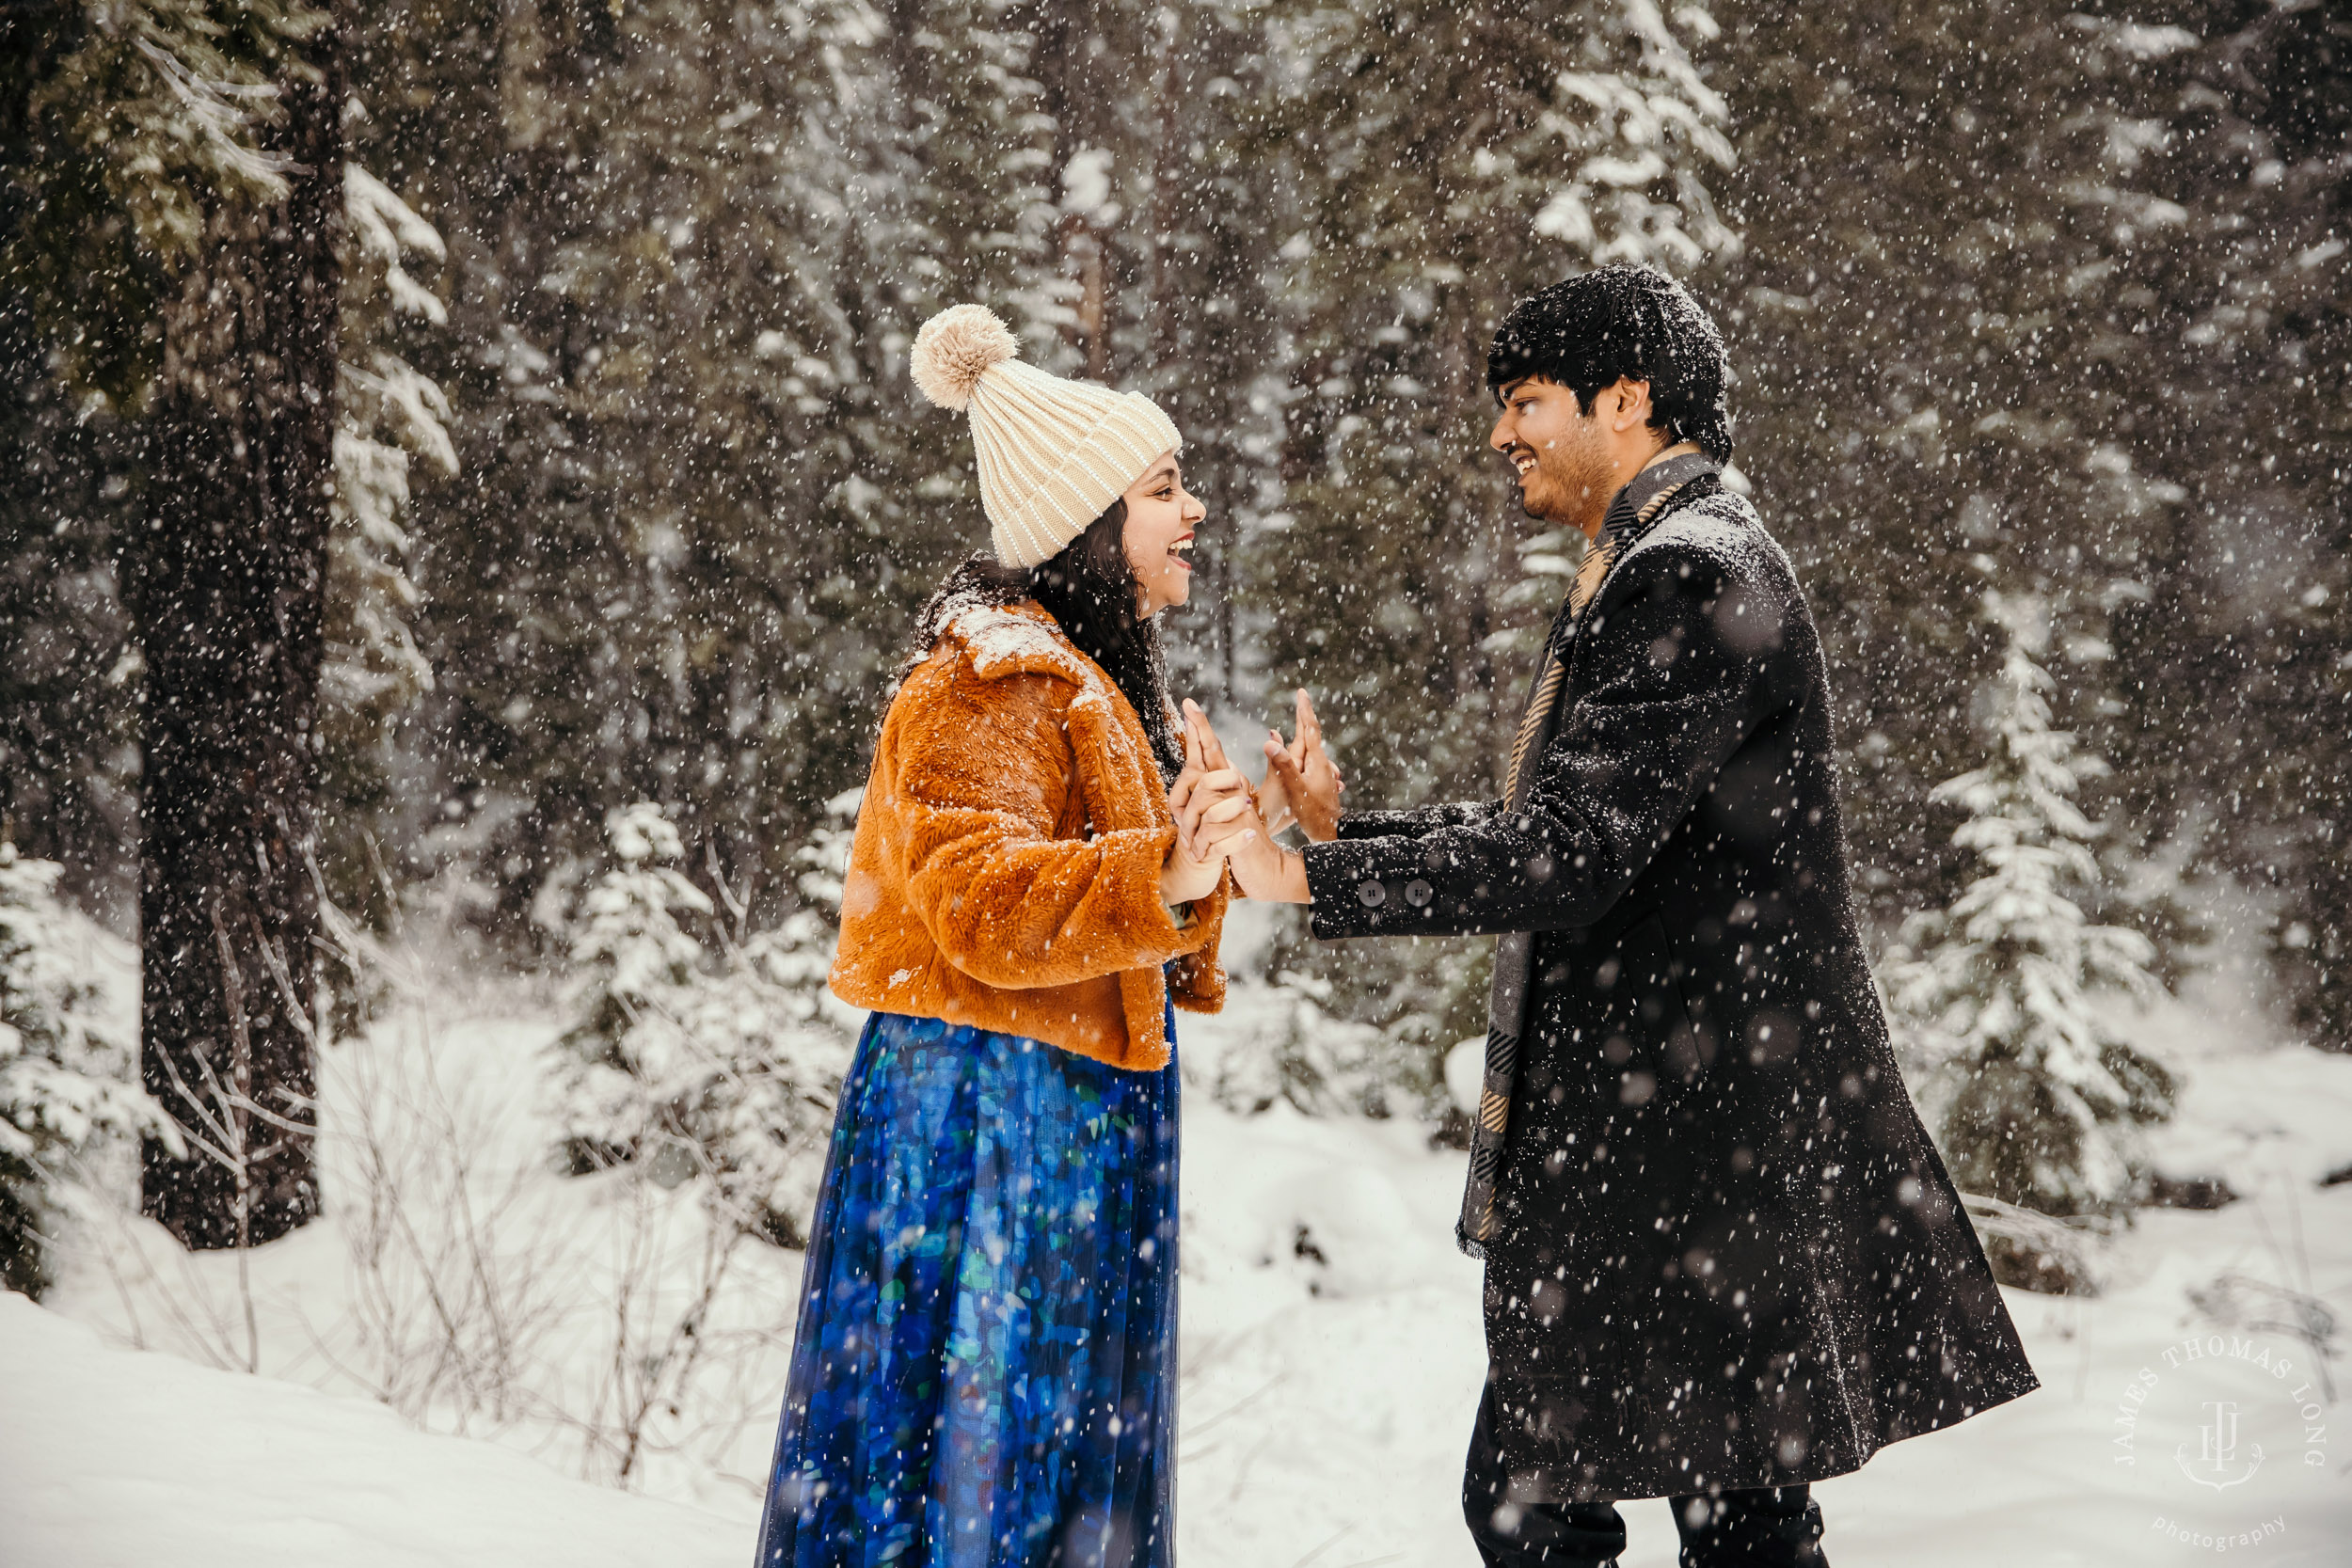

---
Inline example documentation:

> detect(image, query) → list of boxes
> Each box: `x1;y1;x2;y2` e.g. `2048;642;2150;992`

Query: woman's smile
1122;451;1206;615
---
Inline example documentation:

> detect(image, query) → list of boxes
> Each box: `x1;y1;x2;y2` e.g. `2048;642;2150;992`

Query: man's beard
1523;430;1616;531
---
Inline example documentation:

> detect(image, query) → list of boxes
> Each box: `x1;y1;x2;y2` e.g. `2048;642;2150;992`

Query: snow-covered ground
0;1292;744;1568
6;920;2350;1567
1170;959;2352;1568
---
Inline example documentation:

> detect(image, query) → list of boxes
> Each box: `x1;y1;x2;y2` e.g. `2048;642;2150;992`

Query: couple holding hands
756;266;2037;1568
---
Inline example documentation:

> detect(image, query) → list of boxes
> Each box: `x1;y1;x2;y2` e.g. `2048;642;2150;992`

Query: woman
755;304;1250;1568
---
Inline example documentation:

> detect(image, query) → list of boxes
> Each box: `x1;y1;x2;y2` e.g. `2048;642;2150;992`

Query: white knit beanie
909;304;1183;569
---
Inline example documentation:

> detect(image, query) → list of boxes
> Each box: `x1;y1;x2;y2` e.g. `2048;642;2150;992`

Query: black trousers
1463;1381;1829;1568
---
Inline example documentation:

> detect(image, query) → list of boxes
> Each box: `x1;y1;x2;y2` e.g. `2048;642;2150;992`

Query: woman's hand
1259;689;1344;843
1193;793;1311;904
1182;702;1312;904
1162;705;1248;908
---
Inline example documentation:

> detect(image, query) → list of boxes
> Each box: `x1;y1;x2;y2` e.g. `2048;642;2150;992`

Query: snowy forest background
1;0;2348;1558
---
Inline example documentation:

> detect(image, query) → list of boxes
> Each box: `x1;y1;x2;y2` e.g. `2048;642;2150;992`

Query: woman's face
1120;452;1205;618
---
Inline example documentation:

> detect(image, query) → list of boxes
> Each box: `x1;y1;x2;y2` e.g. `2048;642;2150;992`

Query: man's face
1488;376;1616;536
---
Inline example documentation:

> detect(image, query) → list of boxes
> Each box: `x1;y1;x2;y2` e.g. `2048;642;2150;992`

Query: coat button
1404;878;1433;908
1357;879;1388;908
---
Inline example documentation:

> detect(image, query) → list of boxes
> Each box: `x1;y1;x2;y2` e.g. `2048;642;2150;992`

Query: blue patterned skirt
755;1010;1179;1568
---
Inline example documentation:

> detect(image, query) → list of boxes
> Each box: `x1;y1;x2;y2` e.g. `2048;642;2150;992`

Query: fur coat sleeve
894;666;1213;989
830;602;1226;1070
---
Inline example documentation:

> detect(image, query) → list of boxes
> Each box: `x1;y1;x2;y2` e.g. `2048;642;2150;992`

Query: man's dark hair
1486;263;1734;461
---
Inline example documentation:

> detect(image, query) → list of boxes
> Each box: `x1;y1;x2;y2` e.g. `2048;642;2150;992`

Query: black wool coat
1300;479;2039;1501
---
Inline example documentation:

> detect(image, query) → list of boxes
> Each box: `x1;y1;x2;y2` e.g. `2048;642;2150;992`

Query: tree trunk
130;20;342;1249
1025;0;1110;379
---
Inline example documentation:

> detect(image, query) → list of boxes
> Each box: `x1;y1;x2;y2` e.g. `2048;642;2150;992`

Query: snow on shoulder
0;1292;744;1568
946;600;1100;690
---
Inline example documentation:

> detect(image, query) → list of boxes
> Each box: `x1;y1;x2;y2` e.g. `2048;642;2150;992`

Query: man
1215;265;2038;1567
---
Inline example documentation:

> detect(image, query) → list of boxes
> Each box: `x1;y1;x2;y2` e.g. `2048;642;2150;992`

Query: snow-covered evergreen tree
551;800;855;1246
326;166;452;737
318;164;454;922
1883;591;2174;1242
1211;968;1425;1123
2;0;318;406
0;843;170;1296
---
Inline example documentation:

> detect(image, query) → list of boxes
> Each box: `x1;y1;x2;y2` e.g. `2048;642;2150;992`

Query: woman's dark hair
910;499;1184;783
1485;262;1735;461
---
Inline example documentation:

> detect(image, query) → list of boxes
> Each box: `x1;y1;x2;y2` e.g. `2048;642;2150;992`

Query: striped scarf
1498;534;1616;800
1458;452;1720;1258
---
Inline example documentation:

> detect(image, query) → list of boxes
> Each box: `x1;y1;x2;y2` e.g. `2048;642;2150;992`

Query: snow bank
7;961;2347;1567
0;1291;743;1568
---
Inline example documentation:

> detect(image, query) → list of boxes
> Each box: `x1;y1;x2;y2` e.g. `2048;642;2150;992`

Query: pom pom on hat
908;299;1183;568
911;304;1019;412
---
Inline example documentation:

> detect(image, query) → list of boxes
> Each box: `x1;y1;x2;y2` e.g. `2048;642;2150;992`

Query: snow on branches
327;166;453;730
549;800;856;1247
1883;591;2174;1261
1;844;171;1296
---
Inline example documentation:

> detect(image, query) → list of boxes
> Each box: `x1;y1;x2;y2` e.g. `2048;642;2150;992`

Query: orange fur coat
828;600;1228;1070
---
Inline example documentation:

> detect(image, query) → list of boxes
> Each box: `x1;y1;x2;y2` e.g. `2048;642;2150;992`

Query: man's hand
1194;788;1312;903
1259;689;1343;843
